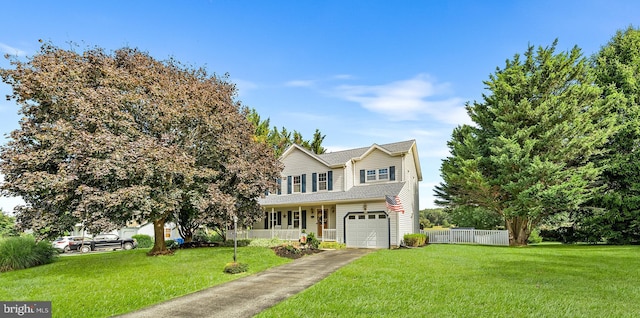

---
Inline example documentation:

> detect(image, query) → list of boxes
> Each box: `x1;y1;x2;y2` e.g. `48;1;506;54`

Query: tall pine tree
436;40;618;245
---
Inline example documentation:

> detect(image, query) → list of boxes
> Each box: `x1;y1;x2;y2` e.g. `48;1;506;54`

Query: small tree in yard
0;42;281;255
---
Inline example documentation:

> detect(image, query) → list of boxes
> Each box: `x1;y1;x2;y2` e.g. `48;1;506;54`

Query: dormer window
360;166;396;184
366;169;376;181
378;168;389;180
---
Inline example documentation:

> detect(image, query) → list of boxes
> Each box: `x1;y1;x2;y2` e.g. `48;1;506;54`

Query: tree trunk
506;217;531;246
148;217;171;255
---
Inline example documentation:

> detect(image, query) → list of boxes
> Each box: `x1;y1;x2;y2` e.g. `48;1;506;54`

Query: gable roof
259;182;406;207
316;139;417;166
278;139;422;180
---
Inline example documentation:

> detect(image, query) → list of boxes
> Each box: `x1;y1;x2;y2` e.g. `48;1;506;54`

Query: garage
345;212;389;248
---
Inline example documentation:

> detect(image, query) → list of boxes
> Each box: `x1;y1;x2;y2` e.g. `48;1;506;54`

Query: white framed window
367;169;376;181
293;175;301;193
318;173;327;191
293;211;300;228
378;168;389;180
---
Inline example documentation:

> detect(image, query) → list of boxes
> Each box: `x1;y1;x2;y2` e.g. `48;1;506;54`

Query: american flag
385;195;404;213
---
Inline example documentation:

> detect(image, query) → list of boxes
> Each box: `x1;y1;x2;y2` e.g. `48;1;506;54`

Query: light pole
233;215;238;263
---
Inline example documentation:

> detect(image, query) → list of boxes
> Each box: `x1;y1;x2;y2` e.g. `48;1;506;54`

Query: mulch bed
272;245;324;259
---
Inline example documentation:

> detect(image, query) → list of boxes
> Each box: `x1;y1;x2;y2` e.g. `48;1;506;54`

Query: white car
51;236;81;253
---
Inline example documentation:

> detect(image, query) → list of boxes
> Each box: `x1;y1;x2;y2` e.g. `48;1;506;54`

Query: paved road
114;248;373;318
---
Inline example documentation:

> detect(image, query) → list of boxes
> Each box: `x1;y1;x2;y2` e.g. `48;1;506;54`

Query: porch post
298;206;302;238
271;208;275;238
321;204;325;242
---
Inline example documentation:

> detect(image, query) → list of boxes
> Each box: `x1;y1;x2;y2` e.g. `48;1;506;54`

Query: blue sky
1;1;639;212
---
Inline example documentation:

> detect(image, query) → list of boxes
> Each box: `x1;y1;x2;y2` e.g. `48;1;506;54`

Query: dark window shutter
302;174;306;193
277;178;282;195
287;176;292;194
264;211;268;229
302;210;307;229
288;211;292;226
328;171;333;191
312;173;317;192
360;169;365;183
390;166;396;181
277;212;282;226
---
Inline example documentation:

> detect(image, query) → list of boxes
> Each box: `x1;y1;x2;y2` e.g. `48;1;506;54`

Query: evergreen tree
580;26;640;243
436;40;618;245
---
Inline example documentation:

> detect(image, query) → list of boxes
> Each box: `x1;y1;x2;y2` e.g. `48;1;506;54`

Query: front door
316;209;327;237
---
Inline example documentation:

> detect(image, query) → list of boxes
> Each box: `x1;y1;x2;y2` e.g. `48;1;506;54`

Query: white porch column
298;206;302;237
271;208;275;238
321;204;325;241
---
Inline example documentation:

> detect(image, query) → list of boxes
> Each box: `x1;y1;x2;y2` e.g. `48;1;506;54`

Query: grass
256;244;640;317
0;247;290;318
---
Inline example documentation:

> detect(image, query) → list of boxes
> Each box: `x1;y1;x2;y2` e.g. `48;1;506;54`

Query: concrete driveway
114;248;373;318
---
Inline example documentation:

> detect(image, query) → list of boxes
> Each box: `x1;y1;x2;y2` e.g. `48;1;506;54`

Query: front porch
251;205;338;241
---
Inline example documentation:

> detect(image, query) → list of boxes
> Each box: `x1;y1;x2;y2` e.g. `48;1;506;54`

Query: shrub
528;228;543;244
0;236;58;272
318;241;346;249
249;238;284;247
165;240;180;250
404;233;428;247
223;262;248;274
132;234;153;248
305;232;320;249
219;239;251;247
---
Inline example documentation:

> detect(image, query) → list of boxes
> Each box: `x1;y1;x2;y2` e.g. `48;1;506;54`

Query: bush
132;234;153;248
318;241;346;249
528;229;543;244
404;233;428;247
165;240;180;250
223;262;248;274
0;236;58;272
305;232;320;249
219;239;251;247
249;238;284;247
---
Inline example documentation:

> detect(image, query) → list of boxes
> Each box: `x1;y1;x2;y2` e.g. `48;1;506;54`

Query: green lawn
0;247;290;318
257;244;640;318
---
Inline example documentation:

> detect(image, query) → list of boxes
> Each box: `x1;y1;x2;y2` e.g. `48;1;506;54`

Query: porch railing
322;229;337;242
228;228;337;242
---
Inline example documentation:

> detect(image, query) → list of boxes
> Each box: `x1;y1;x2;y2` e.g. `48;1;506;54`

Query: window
367;169;376;181
293;211;300;228
348;215;356;220
379;214;387;219
293;175;301;193
368;214;376;219
378;168;389;180
358;215;366;219
318;173;327;191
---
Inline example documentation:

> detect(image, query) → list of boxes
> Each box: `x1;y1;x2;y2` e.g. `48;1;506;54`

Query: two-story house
256;139;422;248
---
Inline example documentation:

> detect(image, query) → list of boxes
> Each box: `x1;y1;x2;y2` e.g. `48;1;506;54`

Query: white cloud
285;80;316;87
233;78;259;95
332;74;354;80
334;74;472;125
0;43;27;57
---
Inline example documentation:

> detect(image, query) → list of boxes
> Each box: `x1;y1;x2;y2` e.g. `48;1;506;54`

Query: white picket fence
421;229;509;246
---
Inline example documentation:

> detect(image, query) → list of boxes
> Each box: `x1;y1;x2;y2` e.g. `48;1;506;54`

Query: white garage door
345;213;389;248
